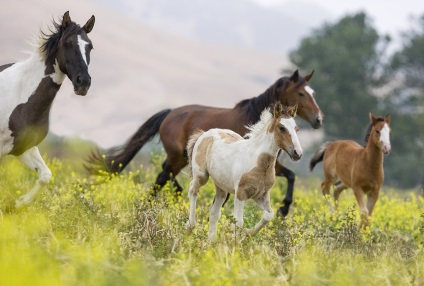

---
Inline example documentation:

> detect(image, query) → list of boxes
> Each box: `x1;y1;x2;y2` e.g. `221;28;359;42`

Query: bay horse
0;11;95;209
87;70;322;216
186;103;302;241
310;113;391;228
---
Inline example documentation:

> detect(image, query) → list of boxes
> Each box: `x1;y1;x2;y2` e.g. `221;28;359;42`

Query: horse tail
186;129;205;178
309;141;332;171
86;108;172;174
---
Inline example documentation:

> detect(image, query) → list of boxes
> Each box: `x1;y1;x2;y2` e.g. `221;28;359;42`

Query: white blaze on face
305;85;315;96
77;35;89;65
279;117;302;156
380;123;391;152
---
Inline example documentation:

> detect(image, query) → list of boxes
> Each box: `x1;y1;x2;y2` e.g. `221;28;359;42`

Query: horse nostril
76;75;82;84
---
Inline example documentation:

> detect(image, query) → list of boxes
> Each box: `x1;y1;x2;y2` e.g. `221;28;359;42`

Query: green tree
289;12;390;141
383;15;424;188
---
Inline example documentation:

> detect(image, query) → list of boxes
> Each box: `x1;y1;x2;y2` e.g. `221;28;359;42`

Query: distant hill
96;0;332;53
0;0;322;152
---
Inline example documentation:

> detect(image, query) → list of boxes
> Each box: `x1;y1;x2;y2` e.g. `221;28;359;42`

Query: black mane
235;76;300;123
40;18;82;58
364;116;385;145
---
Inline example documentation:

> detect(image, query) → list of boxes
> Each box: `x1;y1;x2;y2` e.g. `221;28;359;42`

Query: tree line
289;12;424;189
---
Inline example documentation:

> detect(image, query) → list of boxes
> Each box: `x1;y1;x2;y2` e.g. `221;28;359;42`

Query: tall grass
0;154;423;285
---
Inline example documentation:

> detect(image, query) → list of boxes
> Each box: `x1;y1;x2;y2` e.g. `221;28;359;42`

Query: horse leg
154;158;185;195
333;181;347;209
185;179;202;233
245;193;274;237
15;147;52;209
153;160;172;194
276;162;295;217
352;188;369;229
233;196;246;238
208;187;227;241
366;190;380;218
321;179;333;211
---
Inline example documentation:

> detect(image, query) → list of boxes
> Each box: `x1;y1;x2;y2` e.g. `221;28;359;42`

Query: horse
0;11;95;209
186;103;302;241
309;113;391;228
86;70;322;216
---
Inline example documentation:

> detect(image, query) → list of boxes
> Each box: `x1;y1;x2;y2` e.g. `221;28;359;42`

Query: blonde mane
245;108;273;139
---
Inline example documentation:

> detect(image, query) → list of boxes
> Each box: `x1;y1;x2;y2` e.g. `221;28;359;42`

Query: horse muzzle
382;145;391;155
290;149;303;161
73;74;91;96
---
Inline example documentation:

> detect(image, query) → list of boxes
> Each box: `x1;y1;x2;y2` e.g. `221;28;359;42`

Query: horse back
160;104;250;153
0;63;14;73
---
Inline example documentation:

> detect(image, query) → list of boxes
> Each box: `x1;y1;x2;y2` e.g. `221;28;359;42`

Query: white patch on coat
0;53;46;156
380;123;391;150
77;35;89;65
49;59;65;84
279;117;303;156
305;85;315;96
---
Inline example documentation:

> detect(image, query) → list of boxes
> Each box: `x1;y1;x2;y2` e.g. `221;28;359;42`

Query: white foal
186;102;302;241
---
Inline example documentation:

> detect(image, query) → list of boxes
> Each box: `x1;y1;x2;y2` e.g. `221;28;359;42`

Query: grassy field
0;153;423;286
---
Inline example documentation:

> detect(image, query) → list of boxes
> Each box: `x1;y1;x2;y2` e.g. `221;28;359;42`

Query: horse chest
236;154;276;201
1;61;61;156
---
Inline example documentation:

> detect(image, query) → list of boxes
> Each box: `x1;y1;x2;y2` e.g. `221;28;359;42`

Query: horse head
53;11;95;96
370;113;392;155
276;70;323;129
271;102;303;161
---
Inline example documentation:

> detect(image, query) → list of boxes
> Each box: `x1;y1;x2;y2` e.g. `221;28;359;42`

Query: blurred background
0;0;423;189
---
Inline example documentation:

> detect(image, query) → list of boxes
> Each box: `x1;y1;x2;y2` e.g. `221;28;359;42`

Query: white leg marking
15;147;52;209
208;188;227;242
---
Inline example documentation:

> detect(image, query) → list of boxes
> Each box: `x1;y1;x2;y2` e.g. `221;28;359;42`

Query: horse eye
64;42;71;47
298;92;304;97
376;130;380;134
279;126;285;132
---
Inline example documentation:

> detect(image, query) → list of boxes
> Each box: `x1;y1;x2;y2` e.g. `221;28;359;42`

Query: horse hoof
277;206;289;218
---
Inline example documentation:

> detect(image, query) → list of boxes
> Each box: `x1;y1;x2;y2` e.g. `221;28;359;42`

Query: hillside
0;0;299;148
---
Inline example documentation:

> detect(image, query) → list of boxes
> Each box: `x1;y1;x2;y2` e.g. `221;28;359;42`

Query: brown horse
87;70;323;216
310;113;391;228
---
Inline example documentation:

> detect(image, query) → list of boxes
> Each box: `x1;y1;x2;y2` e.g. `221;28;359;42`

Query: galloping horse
0;11;95;208
87;70;322;216
186;103;302;241
310;113;391;228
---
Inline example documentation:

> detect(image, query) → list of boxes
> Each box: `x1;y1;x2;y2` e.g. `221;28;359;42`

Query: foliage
382;14;424;188
0;155;423;285
289;12;390;141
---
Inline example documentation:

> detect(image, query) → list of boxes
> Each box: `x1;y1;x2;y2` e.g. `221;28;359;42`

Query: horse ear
83;15;95;34
288;104;298;117
385;114;391;124
62;11;71;29
304;70;315;82
273;102;283;117
370;112;378;125
290;70;299;83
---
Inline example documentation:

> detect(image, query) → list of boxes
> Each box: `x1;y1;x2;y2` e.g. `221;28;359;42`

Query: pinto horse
186;103;302;240
87;70;322;216
0;11;95;208
310;113;391;228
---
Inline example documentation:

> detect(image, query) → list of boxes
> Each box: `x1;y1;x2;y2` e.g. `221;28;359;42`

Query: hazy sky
253;0;423;37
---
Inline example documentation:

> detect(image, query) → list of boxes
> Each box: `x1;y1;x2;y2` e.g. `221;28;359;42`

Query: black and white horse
0;11;95;209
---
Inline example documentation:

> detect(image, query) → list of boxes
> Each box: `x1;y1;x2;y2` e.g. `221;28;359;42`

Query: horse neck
364;139;384;169
240;85;282;123
15;51;65;118
248;129;280;158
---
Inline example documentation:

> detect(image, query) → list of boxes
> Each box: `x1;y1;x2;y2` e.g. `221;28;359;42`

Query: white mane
245;108;273;139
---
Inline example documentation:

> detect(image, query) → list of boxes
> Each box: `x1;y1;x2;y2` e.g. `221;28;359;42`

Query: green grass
0;154;423;285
